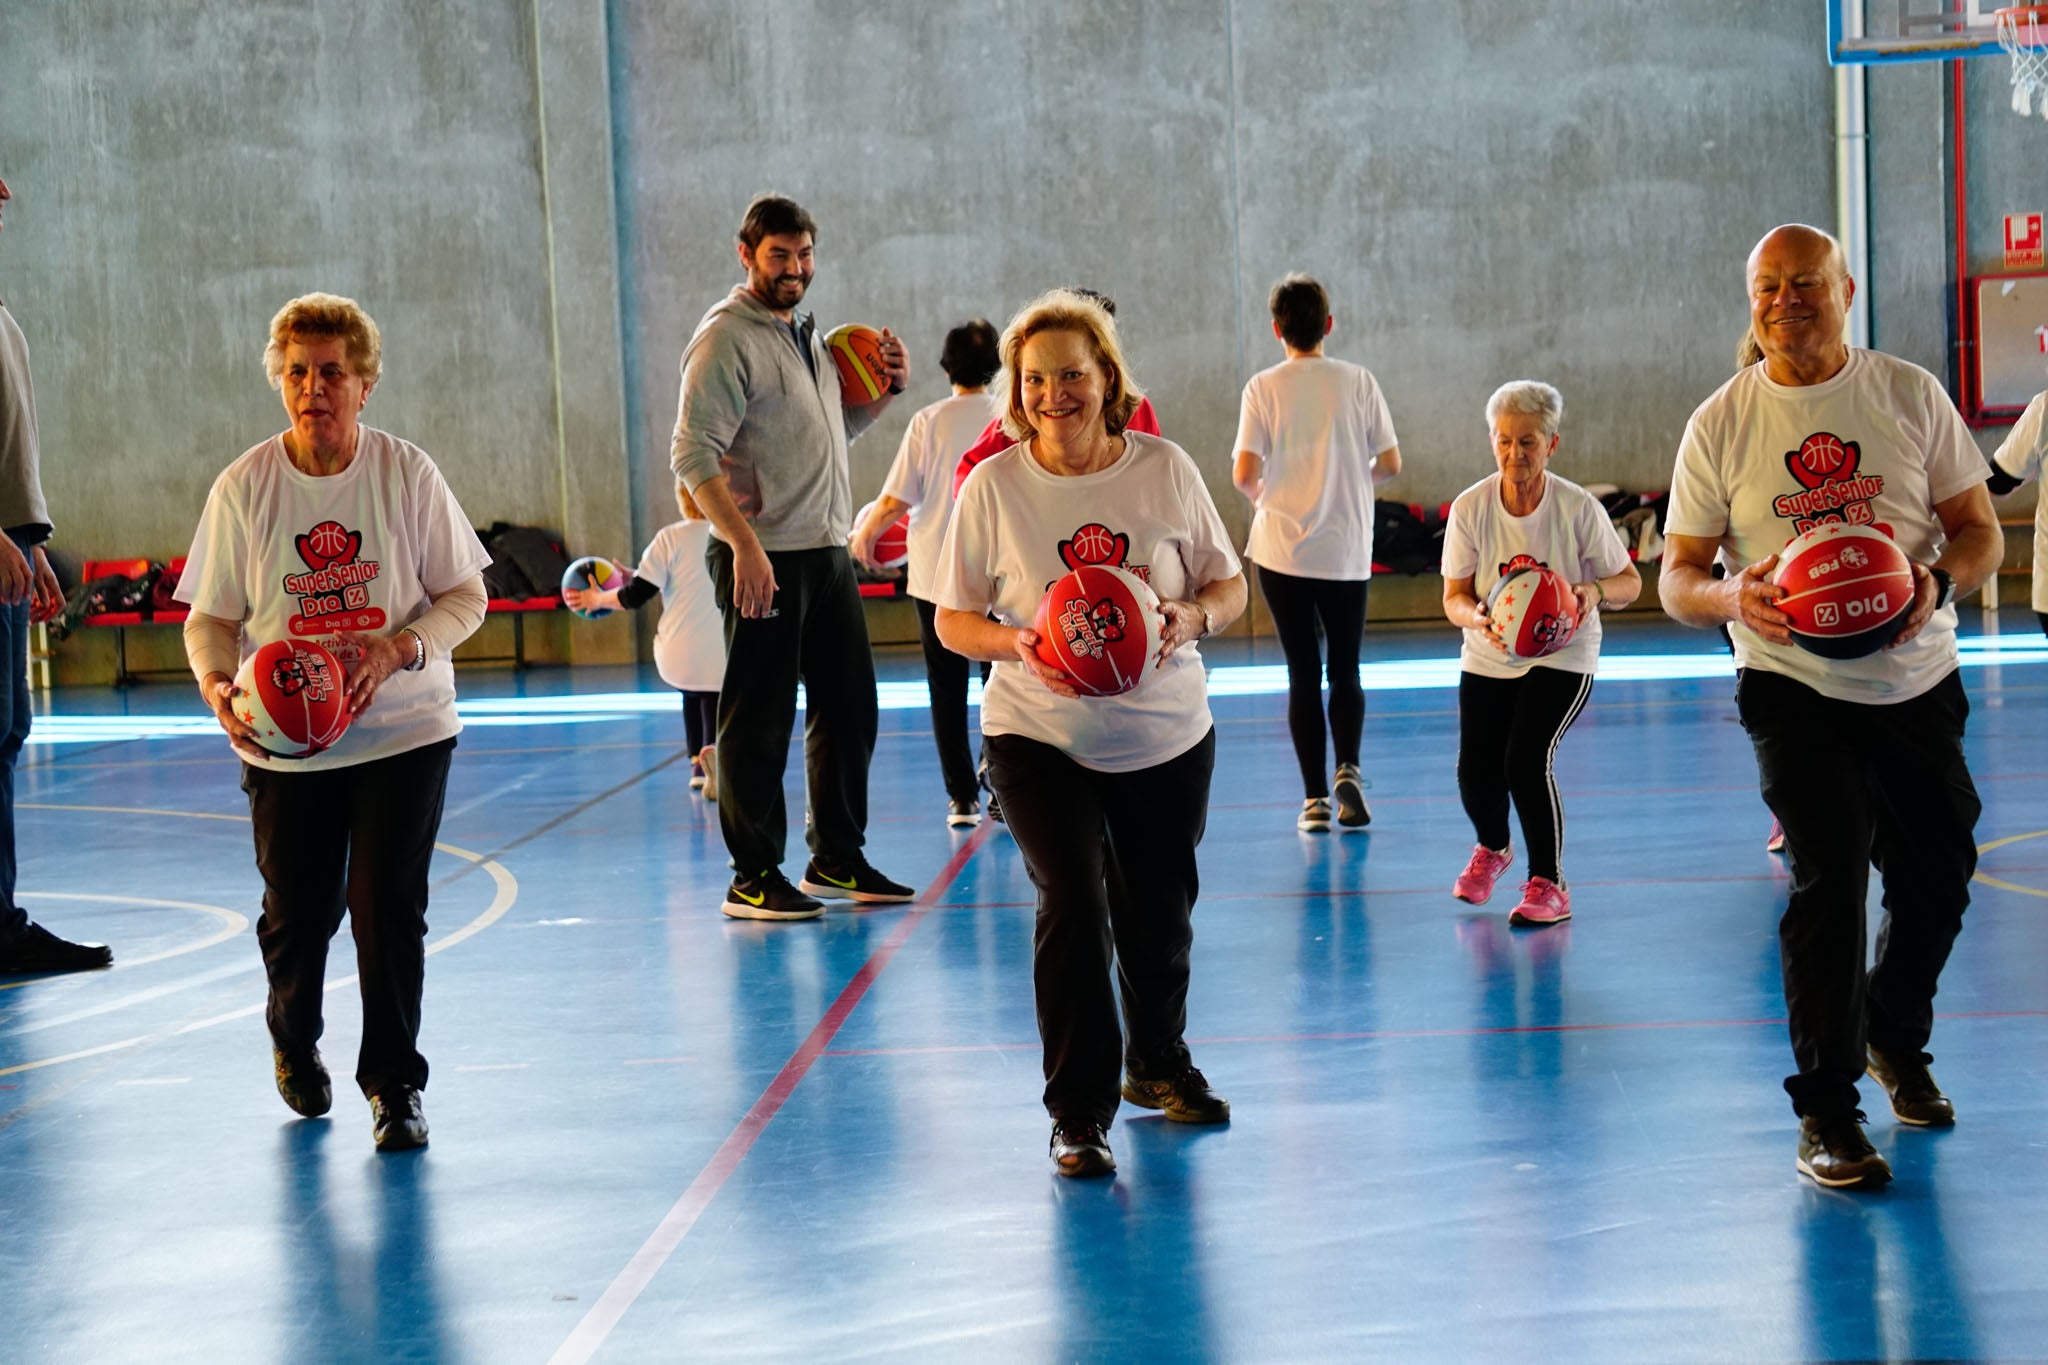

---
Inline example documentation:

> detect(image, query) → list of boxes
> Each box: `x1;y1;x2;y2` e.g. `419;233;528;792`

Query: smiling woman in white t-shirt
934;290;1246;1181
177;293;490;1154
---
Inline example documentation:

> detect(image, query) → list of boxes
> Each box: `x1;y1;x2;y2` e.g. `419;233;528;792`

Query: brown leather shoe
1867;1045;1956;1126
1120;1065;1231;1123
1797;1112;1892;1189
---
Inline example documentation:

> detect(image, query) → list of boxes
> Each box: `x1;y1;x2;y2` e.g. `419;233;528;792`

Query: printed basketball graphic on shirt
1774;431;1890;538
1030;564;1164;697
281;520;386;636
1059;522;1129;571
296;519;362;571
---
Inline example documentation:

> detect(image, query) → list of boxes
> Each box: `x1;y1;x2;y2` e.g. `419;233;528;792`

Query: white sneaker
1298;797;1332;833
947;799;982;828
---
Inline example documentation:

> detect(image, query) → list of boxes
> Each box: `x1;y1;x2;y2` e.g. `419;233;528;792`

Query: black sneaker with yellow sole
799;858;914;904
723;870;826;921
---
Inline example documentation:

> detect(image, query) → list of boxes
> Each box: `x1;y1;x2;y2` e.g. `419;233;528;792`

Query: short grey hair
1485;380;1564;439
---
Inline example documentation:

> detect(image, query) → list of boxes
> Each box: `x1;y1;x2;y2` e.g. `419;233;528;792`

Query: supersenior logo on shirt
1775;431;1892;538
1045;520;1152;664
283;518;387;636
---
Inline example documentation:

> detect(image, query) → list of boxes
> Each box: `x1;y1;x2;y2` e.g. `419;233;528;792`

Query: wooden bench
70;556;565;682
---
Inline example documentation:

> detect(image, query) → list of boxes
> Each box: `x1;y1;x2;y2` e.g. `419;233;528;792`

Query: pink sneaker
1765;817;1785;853
1452;845;1513;904
1508;876;1572;927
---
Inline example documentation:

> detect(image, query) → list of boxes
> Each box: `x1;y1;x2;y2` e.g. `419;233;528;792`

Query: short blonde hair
998;289;1145;440
264;292;382;389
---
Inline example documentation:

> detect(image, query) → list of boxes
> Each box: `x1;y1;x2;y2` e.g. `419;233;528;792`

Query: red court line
548;821;996;1365
822;1007;2048;1057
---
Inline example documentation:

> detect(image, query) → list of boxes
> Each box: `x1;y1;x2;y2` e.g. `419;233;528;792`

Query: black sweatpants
706;540;877;873
1456;668;1593;885
1256;564;1368;798
240;737;455;1098
681;689;717;756
1736;667;1979;1120
985;727;1216;1129
912;595;985;806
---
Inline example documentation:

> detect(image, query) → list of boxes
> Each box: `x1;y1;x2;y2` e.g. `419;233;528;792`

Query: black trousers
680;689;718;756
912;595;985;805
706;540;877;873
985;728;1216;1129
240;737;455;1098
1456;668;1593;885
1736;668;1979;1120
1256;564;1368;798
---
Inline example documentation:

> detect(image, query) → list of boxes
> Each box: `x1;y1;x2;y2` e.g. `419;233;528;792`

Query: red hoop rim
1998;6;2048;48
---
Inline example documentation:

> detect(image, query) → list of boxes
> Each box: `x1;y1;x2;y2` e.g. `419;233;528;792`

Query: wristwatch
403;628;427;670
1930;568;1956;612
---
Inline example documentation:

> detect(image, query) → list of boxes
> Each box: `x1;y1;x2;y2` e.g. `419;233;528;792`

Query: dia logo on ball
1484;566;1581;661
232;639;352;759
1031;564;1164;697
1771;522;1915;659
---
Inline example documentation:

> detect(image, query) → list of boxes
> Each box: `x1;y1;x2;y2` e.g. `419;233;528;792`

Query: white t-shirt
177;427;492;771
879;391;1000;600
635;518;725;693
934;431;1241;772
1666;351;1986;703
1990;389;2048;613
1233;356;1397;580
1441;472;1632;679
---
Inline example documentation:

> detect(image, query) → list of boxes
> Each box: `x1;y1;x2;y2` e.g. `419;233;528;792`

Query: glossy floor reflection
3;616;2046;1363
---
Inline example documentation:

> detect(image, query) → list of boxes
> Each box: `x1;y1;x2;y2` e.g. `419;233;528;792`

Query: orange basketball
824;324;891;404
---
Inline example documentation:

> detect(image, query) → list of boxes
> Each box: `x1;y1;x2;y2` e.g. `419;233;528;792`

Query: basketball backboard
1974;272;2048;413
1828;0;2005;63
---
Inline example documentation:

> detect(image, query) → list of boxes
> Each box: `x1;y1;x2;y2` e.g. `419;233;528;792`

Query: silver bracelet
404;628;426;670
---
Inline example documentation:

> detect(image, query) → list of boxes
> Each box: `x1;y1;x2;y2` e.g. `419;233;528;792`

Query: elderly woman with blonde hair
934;289;1247;1179
178;292;490;1151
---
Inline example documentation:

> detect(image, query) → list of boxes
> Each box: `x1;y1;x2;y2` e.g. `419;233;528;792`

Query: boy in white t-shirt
1231;274;1401;832
564;483;726;795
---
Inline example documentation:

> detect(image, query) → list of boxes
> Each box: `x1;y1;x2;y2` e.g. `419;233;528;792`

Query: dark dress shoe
372;1087;429;1152
273;1047;333;1119
1867;1046;1955;1126
0;922;114;975
1050;1120;1115;1178
1797;1111;1892;1189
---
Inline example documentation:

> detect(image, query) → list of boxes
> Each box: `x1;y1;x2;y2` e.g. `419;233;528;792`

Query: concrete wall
30;1;2034;674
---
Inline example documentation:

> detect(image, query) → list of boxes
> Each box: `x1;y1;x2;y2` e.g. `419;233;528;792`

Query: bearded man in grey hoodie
671;193;917;921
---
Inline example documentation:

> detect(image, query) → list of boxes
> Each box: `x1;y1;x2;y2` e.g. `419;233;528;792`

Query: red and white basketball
1484;567;1582;661
824;324;890;404
857;500;910;569
1772;522;1915;660
1030;564;1164;697
231;639;352;759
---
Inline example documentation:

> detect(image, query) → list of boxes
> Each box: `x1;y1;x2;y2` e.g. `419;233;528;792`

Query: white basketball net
1997;7;2048;120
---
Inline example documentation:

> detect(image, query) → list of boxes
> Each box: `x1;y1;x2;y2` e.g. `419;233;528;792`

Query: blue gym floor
5;614;2047;1363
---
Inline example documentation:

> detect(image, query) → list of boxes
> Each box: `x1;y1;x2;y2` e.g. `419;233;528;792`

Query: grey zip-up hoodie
0;302;53;542
669;285;875;552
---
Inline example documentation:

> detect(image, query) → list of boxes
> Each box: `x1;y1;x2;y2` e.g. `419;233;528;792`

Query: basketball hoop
1996;6;2048;118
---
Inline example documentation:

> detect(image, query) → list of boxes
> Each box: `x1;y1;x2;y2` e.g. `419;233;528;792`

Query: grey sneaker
1297;797;1332;833
1333;764;1371;828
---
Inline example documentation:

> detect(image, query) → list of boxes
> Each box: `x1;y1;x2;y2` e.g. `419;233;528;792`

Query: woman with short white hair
1440;381;1640;927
